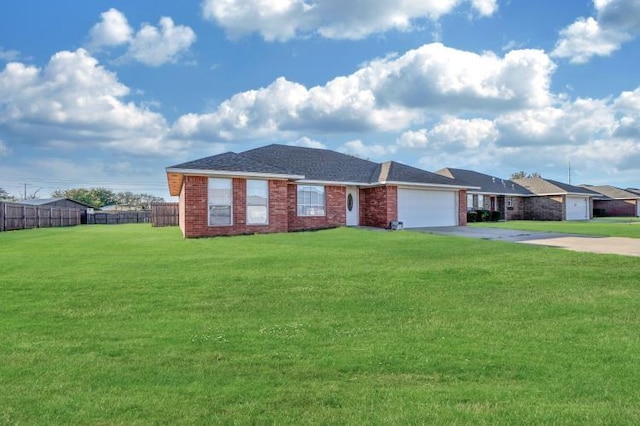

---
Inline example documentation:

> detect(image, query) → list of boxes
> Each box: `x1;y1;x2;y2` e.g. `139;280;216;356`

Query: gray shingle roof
385;162;468;186
626;188;640;196
513;177;598;196
167;144;472;189
437;168;531;195
241;144;380;183
169;151;297;176
579;185;640;200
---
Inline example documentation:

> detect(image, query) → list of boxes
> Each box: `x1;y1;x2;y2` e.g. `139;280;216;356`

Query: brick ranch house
436;168;532;221
166;144;473;238
579;185;640;217
513;177;597;221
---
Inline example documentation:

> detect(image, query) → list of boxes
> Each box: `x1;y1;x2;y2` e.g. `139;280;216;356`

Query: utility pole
568;161;571;185
21;183;28;200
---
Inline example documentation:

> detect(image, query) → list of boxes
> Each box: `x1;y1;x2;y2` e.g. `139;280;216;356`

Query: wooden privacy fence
0;202;81;232
87;210;152;225
151;202;179;227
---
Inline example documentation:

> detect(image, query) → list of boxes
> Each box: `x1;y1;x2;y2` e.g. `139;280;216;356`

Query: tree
510;171;541;180
0;187;18;202
51;187;116;208
51;187;164;209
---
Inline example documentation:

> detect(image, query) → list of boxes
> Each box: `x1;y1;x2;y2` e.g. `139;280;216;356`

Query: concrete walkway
413;226;640;257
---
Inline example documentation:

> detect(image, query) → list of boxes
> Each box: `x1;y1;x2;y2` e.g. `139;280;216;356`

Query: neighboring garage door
566;196;588;220
397;189;457;227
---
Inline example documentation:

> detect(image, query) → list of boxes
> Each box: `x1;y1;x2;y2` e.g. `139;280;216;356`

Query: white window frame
208;178;233;226
507;197;513;208
247;179;269;225
477;194;485;209
297;185;326;217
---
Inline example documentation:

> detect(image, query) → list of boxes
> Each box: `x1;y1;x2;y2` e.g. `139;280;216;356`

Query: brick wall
505;196;525;220
287;184;346;231
360;186;397;228
593;199;637;217
458;190;467;226
523;196;564;220
181;176;288;238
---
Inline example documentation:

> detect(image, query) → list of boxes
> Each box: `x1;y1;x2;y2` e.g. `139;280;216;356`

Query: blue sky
1;0;640;199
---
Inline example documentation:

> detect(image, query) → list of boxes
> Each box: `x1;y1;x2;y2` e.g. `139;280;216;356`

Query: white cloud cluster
552;0;640;63
339;139;397;158
0;49;179;156
171;43;554;142
87;9;196;66
287;136;326;149
201;0;498;41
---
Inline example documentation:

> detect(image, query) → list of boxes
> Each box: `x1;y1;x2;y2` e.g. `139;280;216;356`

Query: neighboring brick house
166;144;472;238
513;177;597;221
436;168;532;221
579;185;640;217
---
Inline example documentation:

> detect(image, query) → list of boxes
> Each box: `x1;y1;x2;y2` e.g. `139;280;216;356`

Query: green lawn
471;218;640;238
2;225;640;424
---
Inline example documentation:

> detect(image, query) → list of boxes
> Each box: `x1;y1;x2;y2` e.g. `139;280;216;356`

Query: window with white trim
208;178;232;226
477;194;484;209
297;185;325;216
247;180;268;225
467;194;474;211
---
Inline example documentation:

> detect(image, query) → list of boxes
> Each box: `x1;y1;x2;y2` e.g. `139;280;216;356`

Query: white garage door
398;189;457;228
637;201;640;217
566;196;588;220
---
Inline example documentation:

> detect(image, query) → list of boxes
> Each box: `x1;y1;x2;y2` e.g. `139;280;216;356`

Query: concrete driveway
413;226;640;257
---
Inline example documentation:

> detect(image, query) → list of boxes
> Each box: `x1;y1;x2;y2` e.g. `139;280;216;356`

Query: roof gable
385;162;469;187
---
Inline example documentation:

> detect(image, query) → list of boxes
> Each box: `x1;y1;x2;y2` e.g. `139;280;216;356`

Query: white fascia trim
166;168;305;180
383;181;481;191
469;191;531;197
294;179;369;186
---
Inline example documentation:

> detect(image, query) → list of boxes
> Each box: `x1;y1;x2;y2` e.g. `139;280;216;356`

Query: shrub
490;210;501;222
467;211;478;223
476;210;491;222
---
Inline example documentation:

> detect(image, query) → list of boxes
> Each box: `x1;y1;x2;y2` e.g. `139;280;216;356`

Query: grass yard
1;225;640;424
471;217;640;238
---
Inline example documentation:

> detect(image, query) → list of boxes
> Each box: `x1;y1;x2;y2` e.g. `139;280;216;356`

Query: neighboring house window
297;185;325;216
467;194;474;211
209;178;232;226
247;180;268;225
477;194;484;209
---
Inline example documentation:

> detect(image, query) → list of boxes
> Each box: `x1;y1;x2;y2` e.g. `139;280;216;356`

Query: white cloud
0;49;180;156
0;47;22;62
428;116;498;149
171;43;555;142
339;139;397;158
87;9;196;66
496;98;616;146
126;17;196;67
88;8;133;49
397;129;429;148
287;136;326;149
552;0;640;63
201;0;498;41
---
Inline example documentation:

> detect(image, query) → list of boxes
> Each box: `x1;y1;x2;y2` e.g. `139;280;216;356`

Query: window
477;194;484;209
297;185;325;216
209;178;232;226
507;197;513;208
247;180;268;225
467;194;474;211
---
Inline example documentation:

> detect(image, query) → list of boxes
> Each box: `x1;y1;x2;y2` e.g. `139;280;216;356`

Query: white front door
346;186;359;226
